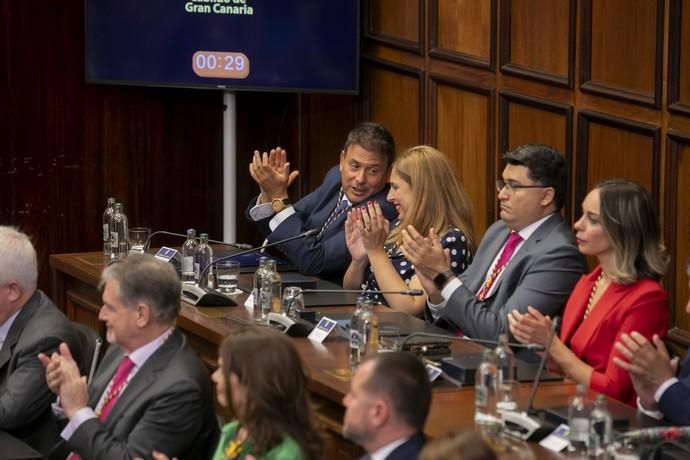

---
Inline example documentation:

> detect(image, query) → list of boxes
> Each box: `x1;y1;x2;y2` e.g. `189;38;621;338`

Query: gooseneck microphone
143;230;253;251
181;229;319;307
300;289;424;296
397;331;546;352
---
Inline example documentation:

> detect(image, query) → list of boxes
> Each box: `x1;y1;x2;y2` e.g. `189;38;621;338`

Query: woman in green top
154;328;323;460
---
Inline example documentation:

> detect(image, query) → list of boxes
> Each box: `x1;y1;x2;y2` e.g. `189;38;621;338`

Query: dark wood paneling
429;0;497;70
0;0;225;291
499;0;576;88
575;111;660;210
668;0;690;116
580;0;664;108
364;0;424;54
429;75;495;237
665;131;690;330
361;57;425;150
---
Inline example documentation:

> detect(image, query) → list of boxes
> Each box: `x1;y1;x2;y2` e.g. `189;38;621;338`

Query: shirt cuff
654;377;679;403
269;206;296;231
427;278;462;320
248;201;274;221
636;397;664;420
61;407;97;441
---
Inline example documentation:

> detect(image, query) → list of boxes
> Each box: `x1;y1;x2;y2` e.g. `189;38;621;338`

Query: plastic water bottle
252;258;269;323
358;300;379;361
194;233;213;288
110;203;129;261
495;334;516;411
181;228;198;284
102;197;116;258
568;384;589;455
260;259;281;321
349;296;368;370
475;349;502;435
589;394;612;458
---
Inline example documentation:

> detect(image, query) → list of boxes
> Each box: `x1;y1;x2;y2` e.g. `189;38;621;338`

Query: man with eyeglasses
246;122;397;282
402;144;584;340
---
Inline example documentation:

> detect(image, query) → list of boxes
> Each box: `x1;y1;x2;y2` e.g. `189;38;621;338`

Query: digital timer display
192;51;249;79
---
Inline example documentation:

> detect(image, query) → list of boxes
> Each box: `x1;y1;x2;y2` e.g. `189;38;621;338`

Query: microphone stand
143;230;252;251
181;229;319;306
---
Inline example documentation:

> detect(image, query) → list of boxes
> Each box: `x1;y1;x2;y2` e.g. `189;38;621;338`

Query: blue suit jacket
657;352;690;425
246;165;396;281
431;214;585;339
359;432;425;460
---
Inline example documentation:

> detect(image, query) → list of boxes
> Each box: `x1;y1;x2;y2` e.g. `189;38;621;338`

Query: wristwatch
433;270;455;290
271;198;291;213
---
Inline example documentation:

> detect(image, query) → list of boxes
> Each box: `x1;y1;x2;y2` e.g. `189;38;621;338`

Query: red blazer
560;266;668;406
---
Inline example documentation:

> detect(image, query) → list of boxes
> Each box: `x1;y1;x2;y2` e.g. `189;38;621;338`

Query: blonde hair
387;146;475;249
596;179;668;284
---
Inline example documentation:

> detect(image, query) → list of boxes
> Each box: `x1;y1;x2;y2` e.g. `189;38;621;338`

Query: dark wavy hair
220;328;323;460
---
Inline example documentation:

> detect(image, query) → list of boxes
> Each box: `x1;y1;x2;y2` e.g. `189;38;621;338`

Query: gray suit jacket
436;214;585;339
52;329;219;460
0;290;80;456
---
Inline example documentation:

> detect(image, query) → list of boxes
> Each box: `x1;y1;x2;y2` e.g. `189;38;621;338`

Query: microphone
501;317;560;441
143;230;253;251
181;229;319;307
300;289;423;296
397;331;545;352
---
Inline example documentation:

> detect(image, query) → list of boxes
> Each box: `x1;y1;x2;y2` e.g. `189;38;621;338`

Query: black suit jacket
657;351;690;425
0;290;80;456
51;329;219;460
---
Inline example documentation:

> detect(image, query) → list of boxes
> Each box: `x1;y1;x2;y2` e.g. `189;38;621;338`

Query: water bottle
252;258;270;323
260;259;281;321
181;228;198;284
475;349;502;435
102;197;116;258
349;296;368;370
589;394;612;458
194;233;213;288
495;334;516;411
358;300;379;361
110;203;129;261
568;384;589;455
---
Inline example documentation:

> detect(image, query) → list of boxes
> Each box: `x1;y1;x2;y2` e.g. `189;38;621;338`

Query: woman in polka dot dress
343;145;475;316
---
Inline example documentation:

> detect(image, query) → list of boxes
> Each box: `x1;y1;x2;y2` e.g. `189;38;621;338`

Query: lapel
0;291;41;371
465;224;510;291
560;268;599;344
88;346;124;408
482;214;561;298
566;268;633;351
99;330;183;425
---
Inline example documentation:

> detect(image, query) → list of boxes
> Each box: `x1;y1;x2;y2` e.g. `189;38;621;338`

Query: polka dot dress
362;225;472;305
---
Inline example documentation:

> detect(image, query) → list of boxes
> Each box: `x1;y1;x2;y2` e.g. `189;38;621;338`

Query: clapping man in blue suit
342;353;430;460
614;262;690;424
246;122;397;282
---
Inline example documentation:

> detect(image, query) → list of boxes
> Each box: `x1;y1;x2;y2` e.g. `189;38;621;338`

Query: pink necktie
476;231;523;300
67;356;134;460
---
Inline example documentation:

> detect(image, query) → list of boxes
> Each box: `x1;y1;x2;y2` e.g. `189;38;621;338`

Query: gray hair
0;226;37;290
99;254;180;324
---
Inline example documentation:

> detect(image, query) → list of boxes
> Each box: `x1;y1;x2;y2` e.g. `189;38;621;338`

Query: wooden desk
49;252;653;460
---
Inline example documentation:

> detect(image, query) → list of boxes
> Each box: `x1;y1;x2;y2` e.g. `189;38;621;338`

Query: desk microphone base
501;410;555;441
181;285;238;307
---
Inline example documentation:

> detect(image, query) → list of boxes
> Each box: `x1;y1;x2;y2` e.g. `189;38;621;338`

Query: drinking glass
216;261;240;294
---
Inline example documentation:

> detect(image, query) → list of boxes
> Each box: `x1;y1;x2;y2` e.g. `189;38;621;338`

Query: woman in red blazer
508;179;669;406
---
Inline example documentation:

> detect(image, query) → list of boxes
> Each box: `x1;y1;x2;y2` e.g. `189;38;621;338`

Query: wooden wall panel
668;0;690;116
429;0;496;70
665;132;690;330
576;111;660;209
362;59;424;151
581;0;663;107
366;0;423;52
500;0;575;87
430;76;494;237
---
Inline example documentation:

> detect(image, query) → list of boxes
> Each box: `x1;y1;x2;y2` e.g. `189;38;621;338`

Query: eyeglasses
496;179;551;194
